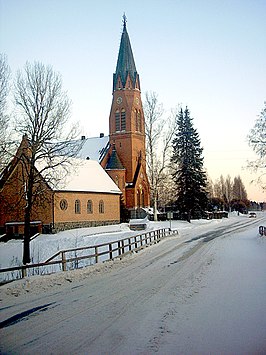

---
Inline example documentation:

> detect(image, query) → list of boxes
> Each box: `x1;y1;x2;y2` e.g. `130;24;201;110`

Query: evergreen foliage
171;107;208;221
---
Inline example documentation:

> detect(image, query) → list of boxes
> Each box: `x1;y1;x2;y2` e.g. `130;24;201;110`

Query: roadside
0;214;266;354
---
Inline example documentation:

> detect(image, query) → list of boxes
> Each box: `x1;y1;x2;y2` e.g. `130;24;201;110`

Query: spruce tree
171;107;208;222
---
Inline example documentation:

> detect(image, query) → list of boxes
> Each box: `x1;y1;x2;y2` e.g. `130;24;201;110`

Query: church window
99;200;104;214
115;110;120;131
115;109;126;132
121;109;126;131
87;200;93;214
137;111;141;132
60;199;68;211
142;190;145;207
137;190;141;208
75;199;81;214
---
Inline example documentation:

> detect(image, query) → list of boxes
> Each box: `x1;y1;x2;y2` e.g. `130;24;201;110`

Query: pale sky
1;0;265;201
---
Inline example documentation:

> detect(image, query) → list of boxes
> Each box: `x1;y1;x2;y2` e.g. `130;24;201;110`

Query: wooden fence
0;228;177;282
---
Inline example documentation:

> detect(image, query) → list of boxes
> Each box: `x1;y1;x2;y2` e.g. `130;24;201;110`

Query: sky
0;0;265;201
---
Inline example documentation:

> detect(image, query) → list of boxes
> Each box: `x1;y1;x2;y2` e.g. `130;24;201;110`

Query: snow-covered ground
0;215;234;281
0;212;266;354
0;212;252;270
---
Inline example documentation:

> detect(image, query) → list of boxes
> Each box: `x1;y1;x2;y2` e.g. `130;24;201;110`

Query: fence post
22;266;27;278
61;251;67;271
109;243;113;260
134;236;138;249
95;246;98;264
118;241;121;256
121;239;125;254
128;238;132;251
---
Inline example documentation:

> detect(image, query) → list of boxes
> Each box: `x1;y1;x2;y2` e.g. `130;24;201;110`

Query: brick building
0;136;121;237
78;17;150;215
0;17;149;237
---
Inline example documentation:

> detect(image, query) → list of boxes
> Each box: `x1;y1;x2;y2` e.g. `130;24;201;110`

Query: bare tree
213;174;234;210
224;175;233;211
0;53;11;168
232;175;248;201
144;91;176;220
247;101;266;190
14;61;80;264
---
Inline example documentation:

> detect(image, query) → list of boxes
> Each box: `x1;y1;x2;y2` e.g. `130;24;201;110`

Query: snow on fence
0;228;177;283
259;226;266;236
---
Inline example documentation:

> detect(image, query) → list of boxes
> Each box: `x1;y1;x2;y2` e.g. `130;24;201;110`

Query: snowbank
0;213;264;283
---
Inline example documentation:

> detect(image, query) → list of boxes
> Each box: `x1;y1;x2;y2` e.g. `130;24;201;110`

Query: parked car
249;212;257;218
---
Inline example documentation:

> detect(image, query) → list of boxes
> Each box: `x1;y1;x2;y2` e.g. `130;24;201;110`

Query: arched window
99;200;104;214
135;109;138;131
115;110;120;132
87;200;93;214
137;111;141;132
137;190;141;208
115;109;126;132
121;109;126;131
142;190;145;207
75;199;81;214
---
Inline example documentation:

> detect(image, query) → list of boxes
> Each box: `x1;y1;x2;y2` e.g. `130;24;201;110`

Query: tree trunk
154;196;158;222
187;210;191;223
23;207;31;264
23;165;34;265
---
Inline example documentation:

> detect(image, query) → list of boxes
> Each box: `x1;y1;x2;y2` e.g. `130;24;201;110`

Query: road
1;216;266;354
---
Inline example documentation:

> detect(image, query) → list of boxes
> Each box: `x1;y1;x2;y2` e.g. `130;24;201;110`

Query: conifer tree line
144;93;264;221
171;107;208;222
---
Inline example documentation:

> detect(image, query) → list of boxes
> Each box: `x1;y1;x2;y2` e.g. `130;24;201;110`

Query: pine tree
171;107;208;222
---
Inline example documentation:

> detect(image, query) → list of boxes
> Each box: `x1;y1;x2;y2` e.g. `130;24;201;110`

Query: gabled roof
113;19;138;90
105;146;125;170
76;136;109;162
52;158;121;194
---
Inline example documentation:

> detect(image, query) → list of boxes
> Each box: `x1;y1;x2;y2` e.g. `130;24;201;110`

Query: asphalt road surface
1;216;266;354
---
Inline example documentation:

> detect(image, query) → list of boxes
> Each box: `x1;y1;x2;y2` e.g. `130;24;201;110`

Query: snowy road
1;216;266;354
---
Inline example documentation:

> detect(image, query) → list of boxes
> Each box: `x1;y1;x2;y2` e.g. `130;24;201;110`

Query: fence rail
0;228;177;282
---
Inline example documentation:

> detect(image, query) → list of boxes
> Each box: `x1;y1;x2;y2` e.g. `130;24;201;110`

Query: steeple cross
123;13;127;28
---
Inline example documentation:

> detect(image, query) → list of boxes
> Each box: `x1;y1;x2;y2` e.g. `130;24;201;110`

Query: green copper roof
113;19;138;90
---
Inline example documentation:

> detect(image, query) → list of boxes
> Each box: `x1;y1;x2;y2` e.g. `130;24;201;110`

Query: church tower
106;16;150;212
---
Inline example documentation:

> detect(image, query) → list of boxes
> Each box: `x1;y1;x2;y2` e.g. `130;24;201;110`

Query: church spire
113;15;139;91
123;12;127;29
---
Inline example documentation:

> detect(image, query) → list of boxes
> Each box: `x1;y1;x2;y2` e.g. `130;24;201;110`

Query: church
77;16;150;214
0;17;150;237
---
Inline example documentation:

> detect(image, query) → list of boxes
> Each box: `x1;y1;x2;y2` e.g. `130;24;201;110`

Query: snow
56;158;121;193
77;135;109;162
0;215;223;274
36;155;120;193
1;212;266;354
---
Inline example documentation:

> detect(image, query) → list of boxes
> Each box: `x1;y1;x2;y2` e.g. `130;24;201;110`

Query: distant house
0;136;121;238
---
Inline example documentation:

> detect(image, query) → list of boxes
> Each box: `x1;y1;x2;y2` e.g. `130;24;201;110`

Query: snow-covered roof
57;158;121;194
77;136;109;162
